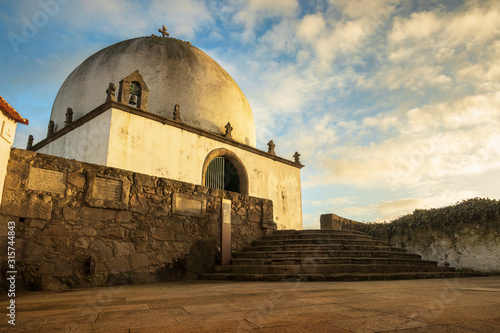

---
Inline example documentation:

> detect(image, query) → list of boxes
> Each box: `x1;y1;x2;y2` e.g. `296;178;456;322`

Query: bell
128;94;137;106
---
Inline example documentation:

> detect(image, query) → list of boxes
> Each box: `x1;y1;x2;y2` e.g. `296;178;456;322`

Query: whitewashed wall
106;109;302;230
0;114;17;206
36;111;112;167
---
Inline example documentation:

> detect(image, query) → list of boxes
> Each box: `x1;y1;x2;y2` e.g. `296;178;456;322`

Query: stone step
213;264;454;275
253;238;390;247
248;244;406;252
233;250;422;260
263;234;377;242
202;271;472;282
205;228;471;282
231;257;439;266
273;229;367;236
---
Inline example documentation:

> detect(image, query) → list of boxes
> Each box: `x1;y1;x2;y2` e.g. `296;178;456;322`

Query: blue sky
1;0;499;228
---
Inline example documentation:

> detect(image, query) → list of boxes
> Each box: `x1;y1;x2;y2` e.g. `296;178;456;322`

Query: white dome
50;37;256;146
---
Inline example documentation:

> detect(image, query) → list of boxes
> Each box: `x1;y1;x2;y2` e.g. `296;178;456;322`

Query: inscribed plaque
1;120;15;144
221;198;232;265
172;193;206;217
94;177;122;201
27;167;67;195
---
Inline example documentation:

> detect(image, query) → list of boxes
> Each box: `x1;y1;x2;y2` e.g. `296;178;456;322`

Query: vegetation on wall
366;198;500;240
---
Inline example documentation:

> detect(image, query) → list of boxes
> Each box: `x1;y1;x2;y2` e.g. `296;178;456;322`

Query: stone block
39;261;55;275
80;207;117;221
130;230;148;242
248;213;260;223
1;192;52;220
63;206;78;220
320;214;365;231
101;227;126;240
134;173;156;187
115;211;133;223
38;236;70;248
155;251;172;263
74;237;90;249
13;239;46;261
4;173;21;190
131;253;149;270
29;219;47;229
67;172;86;188
54;261;73;277
43;225;71;238
78;227;97;237
262;200;273;223
113;241;135;257
151;227;174;241
107;257;130;273
95;260;108;274
135;242;148;252
130;193;147;213
89;240;113;258
153;204;170;217
150;239;163;251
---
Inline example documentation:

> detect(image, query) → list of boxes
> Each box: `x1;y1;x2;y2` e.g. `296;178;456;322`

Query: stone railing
320;213;366;232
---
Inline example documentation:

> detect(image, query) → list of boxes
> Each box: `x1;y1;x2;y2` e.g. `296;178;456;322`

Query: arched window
202;149;248;195
205;157;240;192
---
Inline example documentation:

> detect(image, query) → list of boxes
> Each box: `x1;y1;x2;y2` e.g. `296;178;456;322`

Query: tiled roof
0;95;29;125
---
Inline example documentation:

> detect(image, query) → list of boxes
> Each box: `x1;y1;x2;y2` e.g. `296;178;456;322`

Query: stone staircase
202;229;472;282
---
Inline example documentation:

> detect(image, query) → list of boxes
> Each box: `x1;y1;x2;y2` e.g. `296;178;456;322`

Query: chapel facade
29;32;303;230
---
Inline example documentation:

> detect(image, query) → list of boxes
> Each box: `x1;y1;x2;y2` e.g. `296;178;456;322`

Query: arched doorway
202;149;249;195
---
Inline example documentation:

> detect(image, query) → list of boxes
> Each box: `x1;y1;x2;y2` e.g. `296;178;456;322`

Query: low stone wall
366;220;500;273
320;214;366;232
0;149;275;291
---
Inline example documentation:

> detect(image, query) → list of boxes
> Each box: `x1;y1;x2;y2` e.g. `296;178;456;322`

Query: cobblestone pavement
1;276;499;332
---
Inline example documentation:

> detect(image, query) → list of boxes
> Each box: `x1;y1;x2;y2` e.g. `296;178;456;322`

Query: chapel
29;30;303;230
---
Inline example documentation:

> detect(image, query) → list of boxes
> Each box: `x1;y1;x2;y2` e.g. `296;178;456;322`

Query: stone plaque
94;177;122;201
1;120;15;144
172;193;206;217
221;199;232;265
222;200;231;224
27;167;67;195
85;174;130;209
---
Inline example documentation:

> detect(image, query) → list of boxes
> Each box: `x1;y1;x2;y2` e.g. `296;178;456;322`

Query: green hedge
366;198;500;238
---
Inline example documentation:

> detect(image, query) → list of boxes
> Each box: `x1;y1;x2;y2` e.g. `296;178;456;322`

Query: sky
1;0;499;229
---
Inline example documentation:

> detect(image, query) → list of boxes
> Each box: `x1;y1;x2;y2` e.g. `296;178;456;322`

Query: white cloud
234;0;298;41
149;0;213;39
333;0;400;20
297;14;326;41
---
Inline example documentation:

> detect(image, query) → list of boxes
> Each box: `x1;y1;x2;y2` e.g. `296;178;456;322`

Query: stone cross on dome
158;25;170;38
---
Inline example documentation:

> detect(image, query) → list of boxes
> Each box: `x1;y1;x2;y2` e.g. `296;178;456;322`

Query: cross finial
106;82;116;102
158;25;170;38
267;140;276;155
173;104;182;122
27;135;34;150
65;108;73;127
47;120;55;137
225;122;233;139
293;152;301;164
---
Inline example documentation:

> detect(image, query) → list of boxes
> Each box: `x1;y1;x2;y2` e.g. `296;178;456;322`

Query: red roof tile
0;95;29;125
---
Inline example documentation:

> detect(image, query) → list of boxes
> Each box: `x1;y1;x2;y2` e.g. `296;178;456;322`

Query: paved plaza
1;276;499;332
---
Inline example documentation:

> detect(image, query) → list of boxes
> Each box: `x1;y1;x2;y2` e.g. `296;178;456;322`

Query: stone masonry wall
366;221;500;273
320;214;366;232
0;149;275;291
